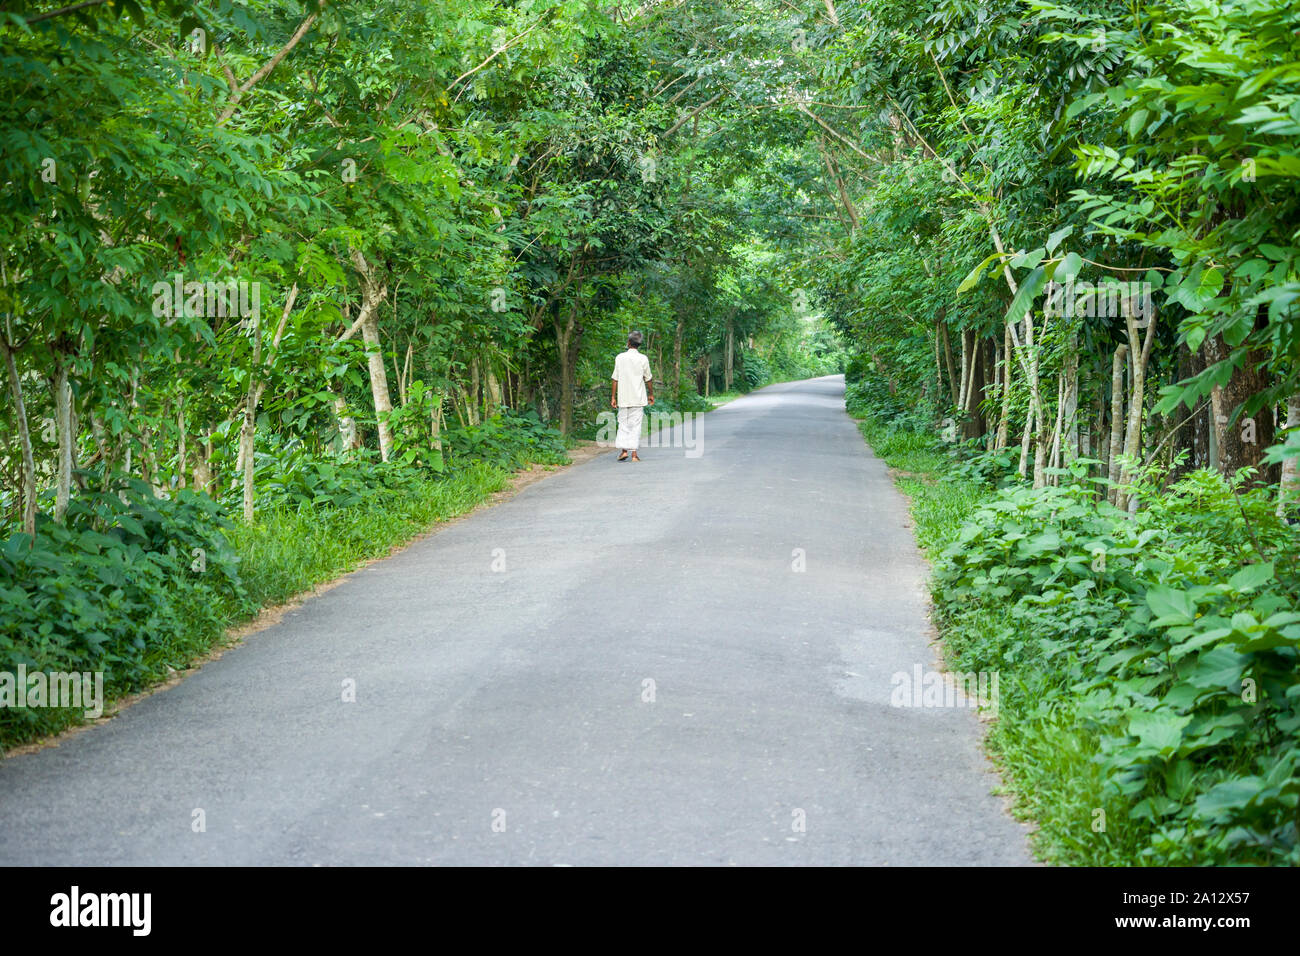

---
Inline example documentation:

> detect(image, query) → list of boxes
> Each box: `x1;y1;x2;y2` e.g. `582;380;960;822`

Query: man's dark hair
627;330;643;348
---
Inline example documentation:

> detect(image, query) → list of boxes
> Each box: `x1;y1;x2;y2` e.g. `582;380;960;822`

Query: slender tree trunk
1107;344;1129;505
1277;393;1300;517
486;362;503;417
240;300;261;521
1060;328;1079;466
467;355;481;426
996;323;1011;451
1047;375;1062;472
934;321;944;402
1;336;37;535
350;260;393;460
940;317;958;408
53;356;72;522
193;427;212;494
673;314;683;398
430;392;444;451
238;283;299;520
1116;308;1157;510
1018;404;1034;479
240;392;257;521
1026;315;1048;489
724;316;735;392
957;328;970;414
124;368;137;478
176;392;187;490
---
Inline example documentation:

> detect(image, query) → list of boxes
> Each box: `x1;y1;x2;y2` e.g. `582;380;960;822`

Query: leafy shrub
0;476;247;743
443;409;569;471
934;470;1300;864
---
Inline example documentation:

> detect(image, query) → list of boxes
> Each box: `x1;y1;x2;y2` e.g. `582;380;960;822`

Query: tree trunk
1277;392;1300;517
1107;343;1129;505
957;328;970;414
53;356;73;522
1060;328;1079;466
1048;374;1065;479
486;363;503;418
995;323;1011;451
1018;403;1034;479
1025;315;1048;489
176;392;187;490
554;304;578;436
1116;308;1157;510
1205;332;1277;483
673;314;683;398
467;355;481;426
351;252;394;461
430;392;444;451
724;316;735;392
1;337;37;535
1172;343;1209;480
240;388;257;521
940;318;958;408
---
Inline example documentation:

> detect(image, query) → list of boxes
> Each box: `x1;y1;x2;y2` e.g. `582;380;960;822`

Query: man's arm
610;377;618;408
644;357;654;405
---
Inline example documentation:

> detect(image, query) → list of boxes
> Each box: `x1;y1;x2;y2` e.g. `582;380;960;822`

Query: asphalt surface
0;375;1031;865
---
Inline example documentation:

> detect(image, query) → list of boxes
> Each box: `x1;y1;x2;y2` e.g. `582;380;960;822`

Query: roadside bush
0;477;246;742
935;470;1300;864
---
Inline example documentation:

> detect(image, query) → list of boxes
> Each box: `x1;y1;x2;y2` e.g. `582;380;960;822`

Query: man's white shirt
612;348;653;407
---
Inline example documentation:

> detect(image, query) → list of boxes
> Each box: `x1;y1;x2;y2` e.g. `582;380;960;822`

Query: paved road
0;375;1031;865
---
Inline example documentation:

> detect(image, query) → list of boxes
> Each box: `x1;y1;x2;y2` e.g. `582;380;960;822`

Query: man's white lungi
616;404;645;450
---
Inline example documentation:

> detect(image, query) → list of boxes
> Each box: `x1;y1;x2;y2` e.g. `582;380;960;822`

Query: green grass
229;462;510;608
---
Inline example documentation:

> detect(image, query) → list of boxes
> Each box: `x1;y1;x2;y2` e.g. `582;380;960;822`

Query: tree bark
1060;328;1079;467
724;316;735;393
673;313;683;398
1018;403;1034;479
53;355;73;522
1278;392;1300;517
554;303;579;436
350;250;394;461
1107;344;1128;505
940;317;958;408
1204;332;1277;484
1;336;37;535
1116;307;1157;510
996;323;1011;451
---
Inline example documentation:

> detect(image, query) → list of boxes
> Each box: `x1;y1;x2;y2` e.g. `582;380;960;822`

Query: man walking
610;330;654;462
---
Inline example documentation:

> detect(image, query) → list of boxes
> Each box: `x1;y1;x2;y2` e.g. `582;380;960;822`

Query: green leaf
1227;562;1273;592
957;252;1004;294
1046;226;1073;254
1005;265;1047;327
1146;587;1195;625
1128;710;1191;756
